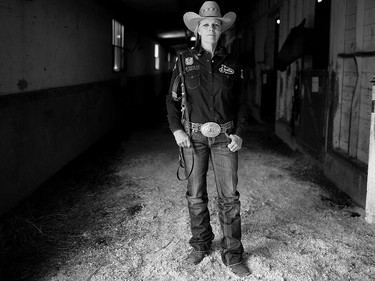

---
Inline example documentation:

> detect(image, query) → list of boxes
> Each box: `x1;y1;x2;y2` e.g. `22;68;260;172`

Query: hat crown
199;1;222;17
183;1;236;33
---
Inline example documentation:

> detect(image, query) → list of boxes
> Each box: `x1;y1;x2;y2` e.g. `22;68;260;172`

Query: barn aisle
1;119;375;281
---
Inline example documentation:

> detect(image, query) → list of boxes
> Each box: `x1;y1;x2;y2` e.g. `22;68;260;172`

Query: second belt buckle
200;122;221;137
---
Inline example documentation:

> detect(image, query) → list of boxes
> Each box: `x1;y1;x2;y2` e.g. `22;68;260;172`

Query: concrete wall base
275;120;367;208
250;105;262;124
275;120;297;150
0;80;121;216
324;152;367;208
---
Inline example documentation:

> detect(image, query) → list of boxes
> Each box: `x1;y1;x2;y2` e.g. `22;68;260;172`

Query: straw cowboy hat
183;1;236;33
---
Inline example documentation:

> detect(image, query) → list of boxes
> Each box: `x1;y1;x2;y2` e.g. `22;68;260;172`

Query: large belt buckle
200;122;221;137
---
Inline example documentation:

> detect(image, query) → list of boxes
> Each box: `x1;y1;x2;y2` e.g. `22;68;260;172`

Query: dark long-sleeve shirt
166;47;248;139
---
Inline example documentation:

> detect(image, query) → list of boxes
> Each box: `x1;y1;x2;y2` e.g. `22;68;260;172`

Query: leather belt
186;121;234;137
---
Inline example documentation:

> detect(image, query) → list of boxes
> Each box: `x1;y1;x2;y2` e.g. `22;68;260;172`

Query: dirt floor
1;119;375;281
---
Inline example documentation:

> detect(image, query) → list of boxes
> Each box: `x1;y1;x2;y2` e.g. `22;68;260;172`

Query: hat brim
183;11;236;33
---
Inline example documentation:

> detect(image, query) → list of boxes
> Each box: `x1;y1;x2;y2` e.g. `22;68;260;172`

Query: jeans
182;131;244;266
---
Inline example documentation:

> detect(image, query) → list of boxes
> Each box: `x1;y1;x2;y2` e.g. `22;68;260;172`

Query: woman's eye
201;23;221;29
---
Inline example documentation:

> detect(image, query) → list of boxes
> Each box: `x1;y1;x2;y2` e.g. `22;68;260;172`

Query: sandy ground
1;119;375;281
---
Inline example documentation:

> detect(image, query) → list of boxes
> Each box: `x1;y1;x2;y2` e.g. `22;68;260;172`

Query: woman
165;1;250;277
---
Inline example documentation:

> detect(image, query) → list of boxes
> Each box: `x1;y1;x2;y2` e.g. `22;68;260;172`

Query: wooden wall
330;0;375;165
247;0;374;167
244;0;375;207
0;0;172;215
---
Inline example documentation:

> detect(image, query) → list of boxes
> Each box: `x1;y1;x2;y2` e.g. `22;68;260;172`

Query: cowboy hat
183;1;236;33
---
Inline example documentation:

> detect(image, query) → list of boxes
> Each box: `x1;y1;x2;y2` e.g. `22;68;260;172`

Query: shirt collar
192;46;227;58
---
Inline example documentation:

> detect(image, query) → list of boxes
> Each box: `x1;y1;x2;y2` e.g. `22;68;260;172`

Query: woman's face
198;18;222;44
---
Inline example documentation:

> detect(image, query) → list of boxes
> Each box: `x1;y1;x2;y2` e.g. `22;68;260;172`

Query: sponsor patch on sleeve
185;57;194;66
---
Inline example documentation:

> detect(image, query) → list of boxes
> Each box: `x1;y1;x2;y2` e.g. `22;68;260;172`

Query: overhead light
158;31;186;39
190;36;196;41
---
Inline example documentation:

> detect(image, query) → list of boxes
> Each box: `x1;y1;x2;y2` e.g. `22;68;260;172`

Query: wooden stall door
296;69;328;161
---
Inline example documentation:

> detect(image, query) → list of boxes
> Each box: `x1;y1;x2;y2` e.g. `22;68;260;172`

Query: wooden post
365;76;375;223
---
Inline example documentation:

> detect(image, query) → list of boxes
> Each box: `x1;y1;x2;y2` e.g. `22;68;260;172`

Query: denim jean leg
210;133;244;265
183;132;214;251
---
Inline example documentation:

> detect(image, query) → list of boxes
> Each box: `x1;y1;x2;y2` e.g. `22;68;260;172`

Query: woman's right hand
173;130;191;148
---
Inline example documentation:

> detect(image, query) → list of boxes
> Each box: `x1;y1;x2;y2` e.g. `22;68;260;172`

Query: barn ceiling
100;0;253;52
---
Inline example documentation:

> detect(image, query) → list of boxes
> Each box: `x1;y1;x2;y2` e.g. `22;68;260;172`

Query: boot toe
186;250;210;265
228;262;251;277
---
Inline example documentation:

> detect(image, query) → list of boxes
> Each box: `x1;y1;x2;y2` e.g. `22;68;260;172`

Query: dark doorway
313;0;331;69
260;16;280;123
295;0;331;161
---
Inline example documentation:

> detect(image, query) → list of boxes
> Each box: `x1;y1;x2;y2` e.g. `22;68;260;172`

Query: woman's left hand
226;134;243;152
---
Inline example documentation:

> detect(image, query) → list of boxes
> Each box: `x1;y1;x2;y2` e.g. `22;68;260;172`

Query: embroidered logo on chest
219;64;234;75
185;65;200;72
